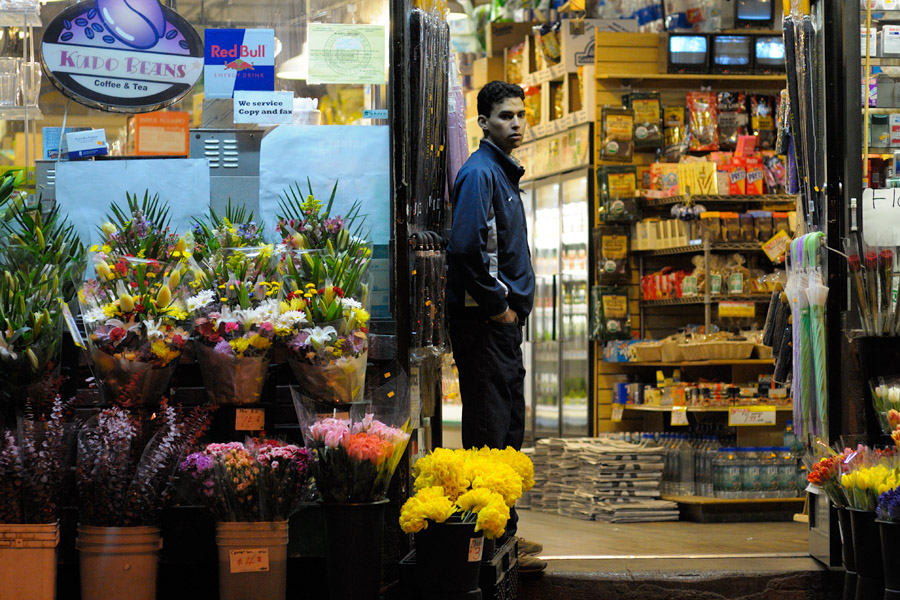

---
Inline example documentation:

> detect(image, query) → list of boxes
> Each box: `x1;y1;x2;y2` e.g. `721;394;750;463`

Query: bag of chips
688;91;719;152
601;106;635;162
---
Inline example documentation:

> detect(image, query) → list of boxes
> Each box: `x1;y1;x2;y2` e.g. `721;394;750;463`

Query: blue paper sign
204;28;274;98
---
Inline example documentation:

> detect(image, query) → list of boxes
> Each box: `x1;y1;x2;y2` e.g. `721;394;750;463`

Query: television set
735;0;775;29
754;35;786;74
667;34;709;74
711;34;754;74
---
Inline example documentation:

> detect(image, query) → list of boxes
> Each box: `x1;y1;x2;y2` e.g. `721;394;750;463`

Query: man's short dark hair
477;81;525;118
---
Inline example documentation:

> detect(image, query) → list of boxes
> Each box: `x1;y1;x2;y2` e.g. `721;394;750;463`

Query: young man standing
446;80;546;574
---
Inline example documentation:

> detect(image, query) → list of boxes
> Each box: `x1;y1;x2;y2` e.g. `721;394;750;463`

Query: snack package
739;212;755;242
688;91;719;152
746;163;765;195
533;22;562;68
750;94;776;150
592;286;631;341
763;155;787;193
522;85;542;127
663;105;689;162
720;212;740;242
600;106;635;162
772;211;790;236
550;81;565;120
594;226;630;282
700;211;722;242
598;166;639;222
707;255;724;295
716;91;748;151
625;91;663;149
728;161;747;195
506;42;525;85
749;210;774;242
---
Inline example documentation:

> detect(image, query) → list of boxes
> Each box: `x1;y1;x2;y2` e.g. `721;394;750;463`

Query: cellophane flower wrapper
292;366;413;503
837;444;900;511
178;438;314;522
870;377;900;435
398;446;536;539
0;398;73;524
76;402;212;527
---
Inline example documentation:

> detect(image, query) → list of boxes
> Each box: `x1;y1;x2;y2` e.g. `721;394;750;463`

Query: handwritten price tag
235;409;265;431
611;405;624;422
229;548;269;573
670;406;689;426
468;537;484;562
728;406;777;426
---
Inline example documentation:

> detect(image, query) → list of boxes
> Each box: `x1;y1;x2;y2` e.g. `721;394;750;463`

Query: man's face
478;96;526;155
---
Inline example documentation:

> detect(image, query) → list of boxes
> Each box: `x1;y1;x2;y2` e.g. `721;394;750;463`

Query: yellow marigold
151;340;172;360
399;486;456;534
102;303;121;317
248;335;271;350
413;448;470;500
166;307;188;321
230;338;251;355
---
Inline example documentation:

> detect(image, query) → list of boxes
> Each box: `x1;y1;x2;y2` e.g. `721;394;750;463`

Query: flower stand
195;342;270;405
0;522;59;600
322;499;388;600
76;525;162;600
215;521;288;600
836;506;858;600
849;508;884;600
413;520;484;599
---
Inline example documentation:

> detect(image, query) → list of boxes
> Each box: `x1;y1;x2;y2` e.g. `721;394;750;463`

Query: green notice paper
307;23;386;85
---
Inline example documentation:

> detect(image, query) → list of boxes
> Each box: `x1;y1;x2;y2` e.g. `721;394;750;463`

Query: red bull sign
41;0;204;113
204;29;274;99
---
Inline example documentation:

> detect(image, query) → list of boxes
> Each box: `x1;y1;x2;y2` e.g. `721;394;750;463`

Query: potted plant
75;402;211;600
178;438;314;600
78;193;194;407
0;397;70;600
276;181;372;404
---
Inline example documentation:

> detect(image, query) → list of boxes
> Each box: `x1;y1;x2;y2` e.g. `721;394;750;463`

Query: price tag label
60;300;85;349
467;537;484;562
670;406;689;426
728;406;777;426
229;548;269;573
235;409;265;431
719;301;755;318
611;405;624;422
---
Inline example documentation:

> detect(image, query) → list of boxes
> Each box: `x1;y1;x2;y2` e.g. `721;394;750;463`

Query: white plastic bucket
76;525;162;600
215;521;289;600
0;522;59;600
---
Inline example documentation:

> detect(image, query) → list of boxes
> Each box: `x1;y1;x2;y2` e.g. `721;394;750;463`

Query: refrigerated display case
522;168;593;439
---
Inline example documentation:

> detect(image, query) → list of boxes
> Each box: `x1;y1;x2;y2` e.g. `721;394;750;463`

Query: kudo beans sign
41;0;203;113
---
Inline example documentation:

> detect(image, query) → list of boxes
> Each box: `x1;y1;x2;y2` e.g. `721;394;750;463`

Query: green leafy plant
101;191;178;260
190;199;265;262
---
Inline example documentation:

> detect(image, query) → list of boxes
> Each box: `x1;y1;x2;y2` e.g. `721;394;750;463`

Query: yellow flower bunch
841;464;900;510
400;446;534;539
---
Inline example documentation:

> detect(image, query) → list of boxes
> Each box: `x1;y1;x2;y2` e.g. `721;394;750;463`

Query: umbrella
786;236;805;436
804;232;827;438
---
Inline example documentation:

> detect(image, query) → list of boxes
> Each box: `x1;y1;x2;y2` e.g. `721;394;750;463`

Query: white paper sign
728;406;777;426
670;406;689;426
863;187;900;245
233;91;293;124
235;408;265;431
611;405;624;422
229;548;269;573
55;158;210;248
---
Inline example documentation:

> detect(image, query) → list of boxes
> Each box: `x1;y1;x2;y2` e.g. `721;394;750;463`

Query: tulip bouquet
276;181;372;404
870;377;900;435
806;452;850;508
178;438;314;521
399;446;535;539
838;445;900;511
78;194;194;406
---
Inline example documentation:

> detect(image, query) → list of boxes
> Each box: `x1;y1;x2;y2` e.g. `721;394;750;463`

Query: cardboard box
890;113;900;147
561;19;638;73
472;56;505;89
884;25;900;57
64;129;108;159
486;22;537;56
863;27;878;57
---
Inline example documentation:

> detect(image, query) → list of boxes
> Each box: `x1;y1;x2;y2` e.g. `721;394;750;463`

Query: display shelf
640;194;797;207
861;57;900;66
640;295;771;306
604;359;774;367
595;73;786;82
0;106;43;121
618;403;790;413
862;10;900;22
635;241;765;256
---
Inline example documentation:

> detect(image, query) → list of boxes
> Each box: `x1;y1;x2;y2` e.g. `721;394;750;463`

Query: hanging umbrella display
786;236;806;436
804;233;828;438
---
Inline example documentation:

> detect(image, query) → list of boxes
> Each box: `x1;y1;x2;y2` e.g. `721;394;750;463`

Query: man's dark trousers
449;310;526;536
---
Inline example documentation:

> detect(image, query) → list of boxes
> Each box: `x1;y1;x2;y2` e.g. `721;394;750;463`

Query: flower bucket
879;520;900;595
836;506;858;600
849;508;884;600
90;347;178;407
195;342;270;405
414;520;484;595
322;499;388;600
0;522;59;600
76;525;162;600
215;521;288;600
287;349;367;404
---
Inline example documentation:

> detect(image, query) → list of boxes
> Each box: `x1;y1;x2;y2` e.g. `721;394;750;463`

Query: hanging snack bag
688;91;719;152
522;85;542;127
598;166;638;222
625;91;663;149
764;155;787;193
750;94;776;150
506;42;526;85
600;106;635;162
534;22;562;68
595;226;630;282
594;286;631;341
717;91;748;151
663;106;689;162
551;82;565;120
